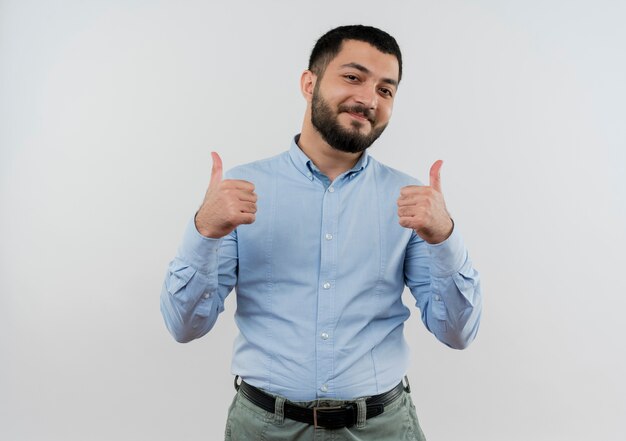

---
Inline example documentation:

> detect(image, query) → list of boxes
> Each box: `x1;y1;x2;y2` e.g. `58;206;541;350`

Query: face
310;40;399;154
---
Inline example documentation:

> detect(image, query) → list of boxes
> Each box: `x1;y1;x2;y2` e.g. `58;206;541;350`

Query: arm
404;227;482;349
160;152;256;343
398;160;482;349
160;219;238;343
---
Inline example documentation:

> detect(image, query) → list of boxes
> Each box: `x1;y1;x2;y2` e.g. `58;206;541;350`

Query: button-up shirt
161;136;482;401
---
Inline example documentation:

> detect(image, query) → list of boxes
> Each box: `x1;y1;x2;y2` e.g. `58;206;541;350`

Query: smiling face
309;39;400;153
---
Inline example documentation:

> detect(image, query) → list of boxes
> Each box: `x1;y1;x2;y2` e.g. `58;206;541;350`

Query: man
161;25;481;440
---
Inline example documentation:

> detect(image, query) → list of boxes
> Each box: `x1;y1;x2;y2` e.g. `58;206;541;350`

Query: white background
1;1;625;440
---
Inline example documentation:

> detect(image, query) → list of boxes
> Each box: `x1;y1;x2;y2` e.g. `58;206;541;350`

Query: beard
311;83;388;154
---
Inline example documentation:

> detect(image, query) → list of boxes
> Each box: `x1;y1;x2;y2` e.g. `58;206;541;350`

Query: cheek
377;104;393;123
321;83;350;105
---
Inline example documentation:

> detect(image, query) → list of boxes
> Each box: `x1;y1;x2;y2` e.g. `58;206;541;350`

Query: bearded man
161;24;482;441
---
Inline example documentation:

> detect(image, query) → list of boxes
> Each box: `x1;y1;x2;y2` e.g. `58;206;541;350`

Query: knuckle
400;186;415;196
399;218;411;228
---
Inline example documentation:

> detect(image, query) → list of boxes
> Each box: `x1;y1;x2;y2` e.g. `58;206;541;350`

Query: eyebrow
340;62;398;87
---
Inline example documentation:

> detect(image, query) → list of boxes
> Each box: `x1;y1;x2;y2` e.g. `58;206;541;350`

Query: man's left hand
397;160;454;244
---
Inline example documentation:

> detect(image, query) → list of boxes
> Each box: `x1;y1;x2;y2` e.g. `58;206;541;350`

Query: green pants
224;386;427;441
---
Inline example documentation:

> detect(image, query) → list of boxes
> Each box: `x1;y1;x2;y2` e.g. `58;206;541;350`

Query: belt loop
355;398;367;428
403;375;411;394
234;375;241;391
274;396;286;425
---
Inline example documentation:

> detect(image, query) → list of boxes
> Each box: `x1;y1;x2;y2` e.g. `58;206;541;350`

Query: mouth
338;104;376;126
346;111;369;122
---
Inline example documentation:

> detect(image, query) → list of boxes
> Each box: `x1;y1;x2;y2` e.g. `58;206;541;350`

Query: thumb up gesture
194;152;257;238
397;160;454;244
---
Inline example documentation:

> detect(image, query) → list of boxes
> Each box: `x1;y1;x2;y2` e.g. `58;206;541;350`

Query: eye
344;74;359;82
379;87;393;97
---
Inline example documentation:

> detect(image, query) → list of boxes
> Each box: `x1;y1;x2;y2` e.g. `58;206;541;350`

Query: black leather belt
235;376;409;430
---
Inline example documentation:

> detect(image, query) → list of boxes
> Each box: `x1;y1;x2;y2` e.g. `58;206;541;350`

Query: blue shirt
161;137;482;401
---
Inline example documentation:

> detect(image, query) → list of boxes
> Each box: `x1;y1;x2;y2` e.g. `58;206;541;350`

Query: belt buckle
312;405;344;429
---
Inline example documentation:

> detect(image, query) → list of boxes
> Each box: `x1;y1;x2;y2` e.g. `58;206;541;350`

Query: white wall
1;1;625;440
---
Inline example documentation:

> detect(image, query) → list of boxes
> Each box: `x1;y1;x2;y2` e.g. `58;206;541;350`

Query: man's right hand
194;152;257;238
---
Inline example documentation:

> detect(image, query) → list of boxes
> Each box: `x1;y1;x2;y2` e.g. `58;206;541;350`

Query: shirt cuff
177;217;222;274
426;227;466;277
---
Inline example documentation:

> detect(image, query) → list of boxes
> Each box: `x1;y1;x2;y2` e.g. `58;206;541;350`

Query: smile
345;112;370;123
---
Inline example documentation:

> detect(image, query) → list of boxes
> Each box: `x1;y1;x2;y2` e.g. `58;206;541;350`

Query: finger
236;190;258;203
222;179;255;192
209;151;223;188
237;213;256;225
398;187;432;201
398;216;414;229
397;197;419;207
429;160;443;193
399;185;422;197
398;206;420;217
238;201;257;213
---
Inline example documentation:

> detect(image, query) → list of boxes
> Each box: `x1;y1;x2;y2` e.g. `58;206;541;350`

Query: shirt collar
288;134;370;181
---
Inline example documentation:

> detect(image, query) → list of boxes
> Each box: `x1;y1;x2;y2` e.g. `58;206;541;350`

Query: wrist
421;217;454;245
194;211;222;239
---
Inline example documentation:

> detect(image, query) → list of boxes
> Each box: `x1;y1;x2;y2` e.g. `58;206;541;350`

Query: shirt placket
316;182;338;398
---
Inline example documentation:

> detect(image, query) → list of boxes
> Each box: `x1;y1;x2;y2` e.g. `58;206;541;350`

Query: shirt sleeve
404;226;482;349
160;216;238;343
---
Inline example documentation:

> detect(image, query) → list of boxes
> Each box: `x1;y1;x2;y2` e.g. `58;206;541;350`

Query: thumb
429;160;443;192
209;151;223;188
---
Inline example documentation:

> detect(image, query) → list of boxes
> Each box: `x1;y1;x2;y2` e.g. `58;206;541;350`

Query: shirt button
325;233;333;240
322;282;331;289
320;384;328;392
434;295;441;301
321;332;329;340
203;292;211;299
328;187;335;193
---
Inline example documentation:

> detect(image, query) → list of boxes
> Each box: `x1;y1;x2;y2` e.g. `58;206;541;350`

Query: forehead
326;39;400;82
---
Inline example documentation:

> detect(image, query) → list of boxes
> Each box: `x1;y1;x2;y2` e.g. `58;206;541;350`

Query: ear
300;70;317;102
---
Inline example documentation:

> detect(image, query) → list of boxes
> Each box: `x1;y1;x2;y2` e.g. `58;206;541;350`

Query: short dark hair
308;25;402;82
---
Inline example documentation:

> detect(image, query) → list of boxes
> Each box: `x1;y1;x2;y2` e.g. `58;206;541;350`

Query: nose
354;84;378;110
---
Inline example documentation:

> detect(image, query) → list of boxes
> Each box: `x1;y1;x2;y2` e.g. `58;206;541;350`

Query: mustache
338;104;375;124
